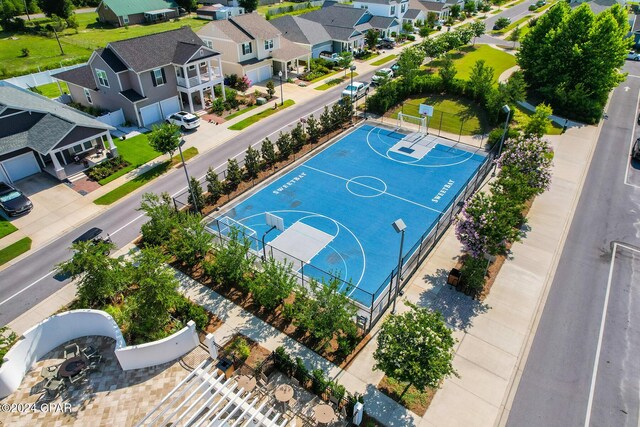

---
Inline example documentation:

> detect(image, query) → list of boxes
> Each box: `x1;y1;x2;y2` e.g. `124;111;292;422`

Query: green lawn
0;13;209;78
94;161;170;205
98;133;160;185
514;105;563;135
356;51;379;61
170;147;199;166
266;6;321;19
390;94;489;135
0;218;17;239
258;1;300;13
315;72;359;91
33;81;69;98
429;45;516;83
506;0;526;7
492;15;533;34
372;55;397;66
0;237;32;266
225;104;259;121
229;100;295;130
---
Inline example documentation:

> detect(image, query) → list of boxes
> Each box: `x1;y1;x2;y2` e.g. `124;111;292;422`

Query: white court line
584;242;640;426
623;88;640;189
301;164;444;214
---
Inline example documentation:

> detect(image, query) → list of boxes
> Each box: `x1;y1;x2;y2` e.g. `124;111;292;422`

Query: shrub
173;296;209;330
20;48;29;57
85;157;130;181
210;98;225;115
459;255;486;296
229;337;251;360
225;158;243;192
311;369;328;394
407;35;416;41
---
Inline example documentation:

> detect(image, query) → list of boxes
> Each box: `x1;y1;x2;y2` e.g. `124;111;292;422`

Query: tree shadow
419;269;490;331
363;383;419;427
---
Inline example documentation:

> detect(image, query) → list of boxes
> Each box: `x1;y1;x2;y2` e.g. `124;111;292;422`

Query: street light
493;104;511;176
179;138;198;213
391;218;406;314
278;70;284;106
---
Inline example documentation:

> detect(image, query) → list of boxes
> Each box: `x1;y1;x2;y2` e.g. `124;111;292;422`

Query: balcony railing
176;68;223;88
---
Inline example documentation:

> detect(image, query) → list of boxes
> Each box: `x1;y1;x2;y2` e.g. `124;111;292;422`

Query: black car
377;39;395;49
72;227;112;254
0;182;32;216
633;138;640;161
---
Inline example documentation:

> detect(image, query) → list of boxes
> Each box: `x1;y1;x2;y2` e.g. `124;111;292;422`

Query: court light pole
391;219;406;315
278;71;284;106
493;104;511;176
179;138;198;212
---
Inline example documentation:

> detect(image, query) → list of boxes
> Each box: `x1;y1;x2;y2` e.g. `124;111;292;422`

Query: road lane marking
584;242;640;426
0;272;53;306
624;88;640;189
109;214;145;237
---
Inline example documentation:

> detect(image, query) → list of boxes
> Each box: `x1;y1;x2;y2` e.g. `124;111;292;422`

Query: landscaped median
0;237;32;266
94;147;198;206
315;73;359;91
371;55;397;66
228;100;295;131
0;218;17;239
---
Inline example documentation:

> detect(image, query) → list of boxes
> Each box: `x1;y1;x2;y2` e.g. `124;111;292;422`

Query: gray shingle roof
325;26;362;41
107;27;208;72
417;0;448;11
369;16;398;29
229;13;281;40
270;38;310;61
97;48;127;73
0;82;113;156
204;18;253;43
53;65;97;90
403;8;422;19
301;5;370;29
270;15;332;46
356;0;395;4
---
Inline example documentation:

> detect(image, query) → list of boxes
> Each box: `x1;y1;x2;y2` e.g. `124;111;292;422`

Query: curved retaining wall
0;310;199;399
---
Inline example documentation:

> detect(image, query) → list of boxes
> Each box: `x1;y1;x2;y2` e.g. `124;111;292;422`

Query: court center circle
346;176;387;198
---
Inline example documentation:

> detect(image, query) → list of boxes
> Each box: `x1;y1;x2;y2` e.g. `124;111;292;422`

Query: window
390;5;396;15
96;69;109;87
72;144;84;154
401;3;406;12
242;42;252;55
361;4;368;8
83;141;93;150
152;68;165;86
188;64;196;71
264;39;274;50
83;88;92;104
123;15;129;24
204;39;213;48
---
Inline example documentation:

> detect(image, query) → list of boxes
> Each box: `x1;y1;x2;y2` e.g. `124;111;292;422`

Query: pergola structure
137;359;292;427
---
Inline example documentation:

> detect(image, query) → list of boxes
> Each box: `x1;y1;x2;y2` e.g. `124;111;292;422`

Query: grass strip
225;104;259;121
506;0;526;7
170;147;199;166
94;161;170;205
0;218;17;239
372;55;397;66
0;237;32;266
33;81;69;98
315;73;359;91
229;100;295;130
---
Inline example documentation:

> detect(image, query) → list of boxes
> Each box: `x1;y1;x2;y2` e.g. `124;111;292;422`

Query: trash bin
447;268;461;286
216;357;235;379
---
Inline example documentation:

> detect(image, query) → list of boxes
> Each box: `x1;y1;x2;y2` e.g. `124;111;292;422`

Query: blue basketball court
210;124;487;306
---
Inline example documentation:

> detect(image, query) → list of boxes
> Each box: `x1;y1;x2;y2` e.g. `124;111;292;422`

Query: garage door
140;103;162;127
1;152;40;182
258;65;272;83
160;96;181;116
245;68;259;86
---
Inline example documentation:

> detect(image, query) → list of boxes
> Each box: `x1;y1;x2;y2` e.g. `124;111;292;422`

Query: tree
266;80;275;99
320;106;333;134
306;114;321;142
168;213;212;268
175;0;197;11
450;4;461;19
455;26;474;46
138;192;179;247
426;12;438;29
225;158;243;192
238;0;258;13
402;22;414;34
148;123;180;158
236;75;251;93
244;145;261;179
276;131;292;160
38;0;73;18
422;37;445;60
497;133;554;194
290;122;306;153
373;302;456;394
438;55;457;89
260;137;277;168
0;0;26;26
467;59;494;103
206;167;223;205
494;16;511;30
365;29;379;50
508;25;521;48
464;0;476;15
187;176;204;212
523;103;553;137
470;21;485;46
337;51;354;76
251;257;297;310
211;228;255;288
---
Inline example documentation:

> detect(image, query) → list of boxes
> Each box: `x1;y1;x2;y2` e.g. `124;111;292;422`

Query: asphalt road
0;68;381;326
476;0;538;45
506;63;640;426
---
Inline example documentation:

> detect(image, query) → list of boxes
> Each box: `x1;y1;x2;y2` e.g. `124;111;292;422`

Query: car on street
72;227;112;254
390;62;400;73
632;137;640;161
166;111;201;130
627;51;640;61
0;182;32;217
371;68;394;85
342;81;369;100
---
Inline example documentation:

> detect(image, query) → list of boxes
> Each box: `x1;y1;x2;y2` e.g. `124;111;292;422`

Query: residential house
269;15;333;58
299;4;401;51
0;82;117;182
197;13;310;83
569;0;626;14
353;0;410;20
409;0;450;23
402;8;427;28
54;27;225;128
196;4;245;20
97;0;179;27
630;13;640;47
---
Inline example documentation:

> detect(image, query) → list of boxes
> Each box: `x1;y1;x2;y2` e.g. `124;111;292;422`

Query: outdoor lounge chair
82;345;98;359
69;370;86;385
40;365;59;380
43;378;65;398
64;343;79;359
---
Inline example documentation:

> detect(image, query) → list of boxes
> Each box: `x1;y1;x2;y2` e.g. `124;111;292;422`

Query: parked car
166;111;201;130
390;62;400;73
493;17;511;31
627;51;640;61
342;81;369;100
633;137;640;161
0;182;33;216
319;51;340;62
377;39;395;49
371;68;394;85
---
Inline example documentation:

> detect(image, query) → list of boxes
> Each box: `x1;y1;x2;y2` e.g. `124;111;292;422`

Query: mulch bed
377;375;436;417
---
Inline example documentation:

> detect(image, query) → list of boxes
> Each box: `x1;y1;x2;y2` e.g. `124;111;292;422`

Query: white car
627;51;640;61
371;68;394;85
341;81;369;100
166;111;201;130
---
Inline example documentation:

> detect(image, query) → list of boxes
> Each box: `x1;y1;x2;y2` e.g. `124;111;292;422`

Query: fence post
458;119;464;142
438;111;443;136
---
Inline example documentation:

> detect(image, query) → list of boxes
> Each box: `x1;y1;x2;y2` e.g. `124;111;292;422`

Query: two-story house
353;0;410;20
54;27;225;128
197;13;310;83
409;0;450;24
